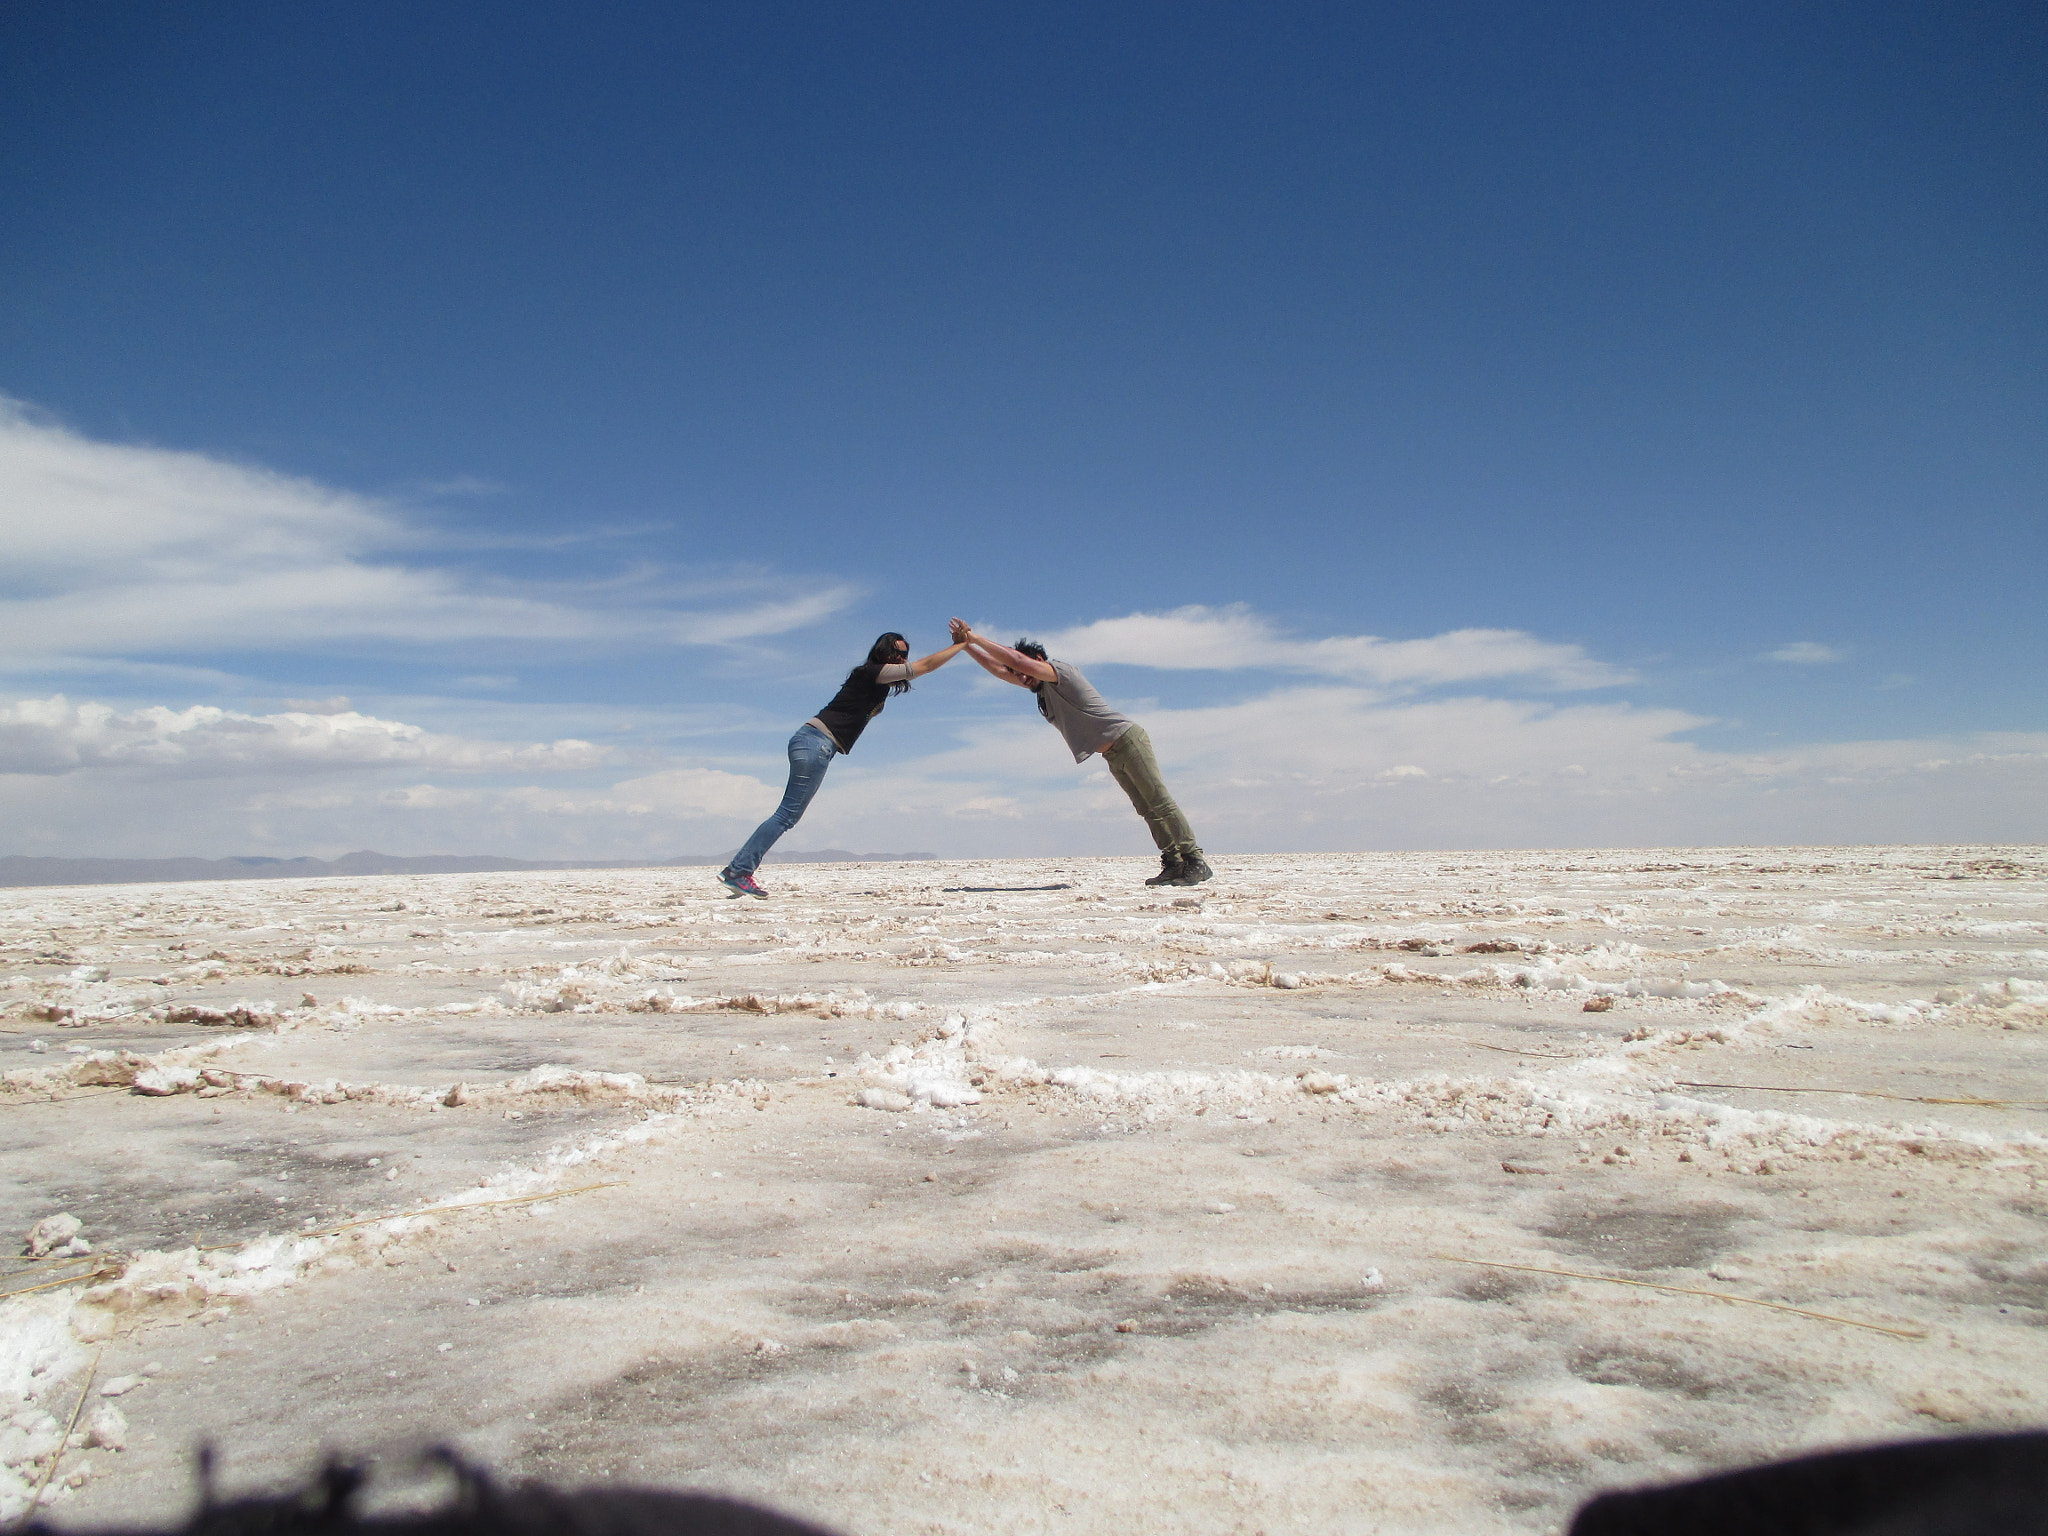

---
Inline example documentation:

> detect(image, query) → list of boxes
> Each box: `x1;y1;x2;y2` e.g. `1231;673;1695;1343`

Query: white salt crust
1;845;2044;1532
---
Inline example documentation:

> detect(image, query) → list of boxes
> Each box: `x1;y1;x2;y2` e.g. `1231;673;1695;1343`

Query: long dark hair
853;632;913;696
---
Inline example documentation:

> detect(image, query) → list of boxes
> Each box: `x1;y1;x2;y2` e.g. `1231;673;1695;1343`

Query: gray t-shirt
1034;659;1134;762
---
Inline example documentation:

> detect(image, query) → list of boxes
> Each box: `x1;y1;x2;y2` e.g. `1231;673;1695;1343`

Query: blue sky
1;2;2042;859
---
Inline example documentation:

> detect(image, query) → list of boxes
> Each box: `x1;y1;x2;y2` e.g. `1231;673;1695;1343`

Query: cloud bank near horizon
3;683;2041;861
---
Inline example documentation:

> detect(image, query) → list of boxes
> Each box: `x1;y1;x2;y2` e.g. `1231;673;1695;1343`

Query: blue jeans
727;724;838;876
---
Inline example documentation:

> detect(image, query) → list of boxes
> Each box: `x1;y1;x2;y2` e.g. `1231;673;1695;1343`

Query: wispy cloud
0;696;609;778
0;655;254;688
1032;605;1633;690
0;402;858;666
398;474;508;499
1764;641;1847;665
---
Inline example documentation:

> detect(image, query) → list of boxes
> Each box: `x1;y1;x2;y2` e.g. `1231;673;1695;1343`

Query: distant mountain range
0;849;938;888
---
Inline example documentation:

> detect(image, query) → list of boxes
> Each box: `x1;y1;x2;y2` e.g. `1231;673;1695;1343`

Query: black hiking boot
1169;850;1213;886
1144;851;1185;886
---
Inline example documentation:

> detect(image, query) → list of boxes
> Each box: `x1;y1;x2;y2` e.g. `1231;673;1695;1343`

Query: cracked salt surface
2;846;2046;1533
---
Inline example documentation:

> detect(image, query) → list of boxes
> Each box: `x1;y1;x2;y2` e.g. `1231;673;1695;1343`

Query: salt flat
3;846;2045;1535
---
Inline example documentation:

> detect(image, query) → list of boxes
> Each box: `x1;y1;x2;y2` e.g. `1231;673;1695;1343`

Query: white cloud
3;679;2043;859
0;402;858;665
1765;641;1847;664
403;475;508;499
623;688;2048;856
712;679;2048;854
0;696;609;778
1033;605;1631;690
0;588;2041;859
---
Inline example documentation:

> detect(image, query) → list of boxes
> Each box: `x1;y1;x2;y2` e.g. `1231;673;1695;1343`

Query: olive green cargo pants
1101;725;1201;857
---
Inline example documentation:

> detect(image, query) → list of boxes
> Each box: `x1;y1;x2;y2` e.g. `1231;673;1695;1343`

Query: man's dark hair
854;632;912;696
1014;640;1048;663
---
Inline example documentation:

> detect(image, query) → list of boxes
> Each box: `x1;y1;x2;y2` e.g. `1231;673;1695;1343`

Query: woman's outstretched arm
906;640;968;678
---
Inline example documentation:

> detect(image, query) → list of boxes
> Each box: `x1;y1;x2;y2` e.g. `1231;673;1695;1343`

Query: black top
811;664;894;753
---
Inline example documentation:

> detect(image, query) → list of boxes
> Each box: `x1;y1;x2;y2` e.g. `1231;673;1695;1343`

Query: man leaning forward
950;618;1212;887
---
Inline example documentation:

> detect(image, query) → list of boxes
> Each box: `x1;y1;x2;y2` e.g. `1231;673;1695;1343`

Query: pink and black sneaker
718;867;768;899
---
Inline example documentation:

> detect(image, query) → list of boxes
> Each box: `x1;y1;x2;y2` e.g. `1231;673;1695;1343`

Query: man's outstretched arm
958;639;1037;688
950;619;1057;684
949;618;1036;687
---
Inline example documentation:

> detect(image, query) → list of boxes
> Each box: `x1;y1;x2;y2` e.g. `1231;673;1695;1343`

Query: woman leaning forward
717;631;965;898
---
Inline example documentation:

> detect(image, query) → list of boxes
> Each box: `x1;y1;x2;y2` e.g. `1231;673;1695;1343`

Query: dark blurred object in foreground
28;1432;2048;1536
26;1456;840;1536
1571;1430;2048;1535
